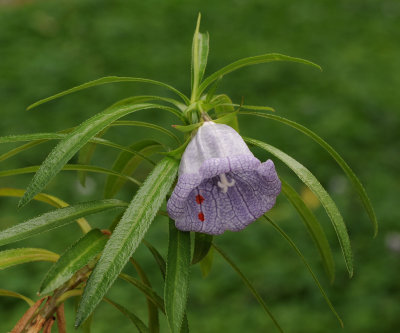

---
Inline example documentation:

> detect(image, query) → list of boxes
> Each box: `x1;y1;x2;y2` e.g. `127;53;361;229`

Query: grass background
0;0;399;332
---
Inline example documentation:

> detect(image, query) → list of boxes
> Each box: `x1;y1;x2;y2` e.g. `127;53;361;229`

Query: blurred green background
0;0;399;332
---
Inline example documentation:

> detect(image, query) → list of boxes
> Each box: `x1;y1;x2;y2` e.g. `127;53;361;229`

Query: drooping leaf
130;258;159;333
119;273;165;312
191;13;209;100
0;248;59;270
165;220;191;333
245;137;353;277
0;140;45;162
198;53;322;96
0;164;142;187
143;240;166;280
112;120;181;144
75;158;178;327
39;229;108;295
240;111;378;236
0;133;156;166
27;76;190;110
212;244;284;333
104;140;162;198
142;240;190;332
0;188;91;233
264;216;343;327
0;289;34;306
281;179;335;283
104;297;149;333
78;128;109;187
0;199;127;246
191;233;213;265
199;247;213;278
18;101;181;208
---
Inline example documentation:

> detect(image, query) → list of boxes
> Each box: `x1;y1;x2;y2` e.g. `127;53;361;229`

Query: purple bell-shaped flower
167;121;281;235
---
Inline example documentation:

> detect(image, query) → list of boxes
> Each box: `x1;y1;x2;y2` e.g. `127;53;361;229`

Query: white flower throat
217;173;235;193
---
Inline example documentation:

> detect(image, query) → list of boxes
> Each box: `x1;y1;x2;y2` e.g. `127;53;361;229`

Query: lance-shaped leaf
281;180;335;283
212;244;284;333
245;137;353;277
39;229;108;295
27;76;190;109
0;165;141;187
0;289;35;306
0;199;127;246
130;259;159;333
0;188;91;233
197;53;322;96
191;233;212;265
0;248;59;270
104;140;162;198
18;102;178;208
191;13;209;100
240;111;378;236
264;216;343;327
213;95;239;131
143;240;190;332
75;157;178;327
104;297;149;333
165;220;191;333
112;120;181;144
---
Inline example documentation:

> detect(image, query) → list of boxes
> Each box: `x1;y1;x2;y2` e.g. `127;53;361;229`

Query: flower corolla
167;121;281;235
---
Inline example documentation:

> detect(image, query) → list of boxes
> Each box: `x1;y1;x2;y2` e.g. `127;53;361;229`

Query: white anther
217;173;236;193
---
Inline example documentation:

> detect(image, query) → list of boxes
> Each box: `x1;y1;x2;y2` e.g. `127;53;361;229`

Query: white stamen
217;173;236;193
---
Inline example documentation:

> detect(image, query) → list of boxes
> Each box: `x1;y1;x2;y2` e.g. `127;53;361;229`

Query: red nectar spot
198;212;205;222
195;195;205;204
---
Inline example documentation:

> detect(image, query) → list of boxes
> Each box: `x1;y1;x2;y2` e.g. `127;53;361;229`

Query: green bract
0;14;376;333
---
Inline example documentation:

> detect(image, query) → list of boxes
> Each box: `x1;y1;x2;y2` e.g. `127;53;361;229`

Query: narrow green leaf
0;140;45;162
0;248;59;270
78;128;109;187
165;220;191;333
104;297;149;333
240;111;378;236
142;240;190;333
213;95;239;131
130;258;159;333
112;120;181;144
0;188;92;234
27;76;190;109
0;132;158;166
191;13;209;101
213;244;284;333
199;247;213;278
0;199;127;246
39;229;108;295
172;123;201;133
264;216;343;327
119;273;165;312
143;240;166;280
0;164;142;187
198;53;322;96
172;111;239;134
245;137;353;277
0;289;34;306
162;136;191;159
191;233;213;265
104;140;162;198
75;158;178;327
281;180;335;283
18;102;181;208
218;103;275;112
